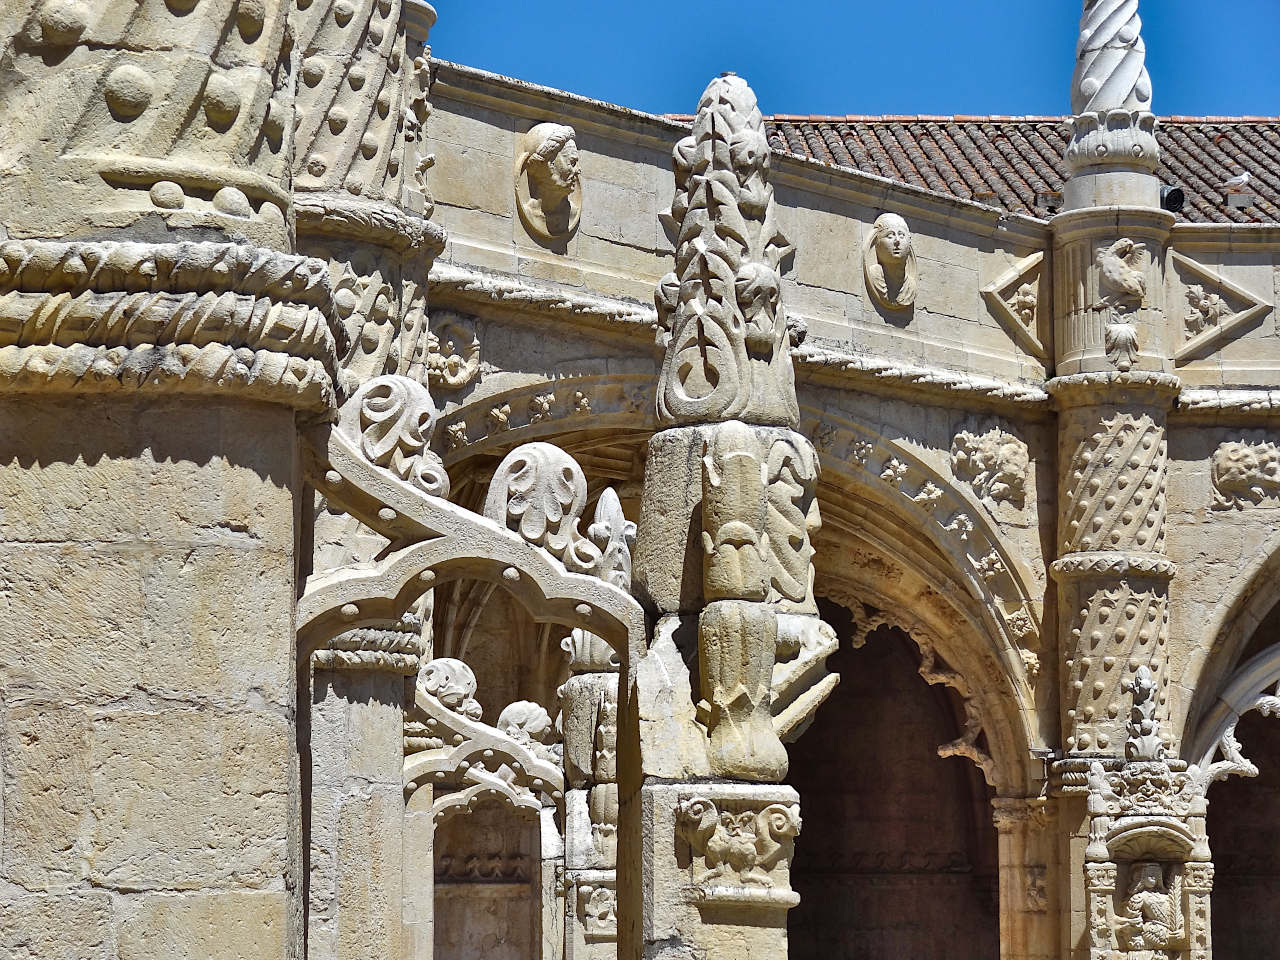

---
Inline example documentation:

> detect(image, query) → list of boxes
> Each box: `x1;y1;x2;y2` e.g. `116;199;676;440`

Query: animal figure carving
1096;238;1147;307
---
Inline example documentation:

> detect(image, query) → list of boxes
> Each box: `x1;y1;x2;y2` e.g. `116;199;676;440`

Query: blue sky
433;0;1280;118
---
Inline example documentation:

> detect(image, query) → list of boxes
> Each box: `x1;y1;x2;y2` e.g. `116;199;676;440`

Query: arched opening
433;800;544;959
788;598;999;959
1208;708;1280;956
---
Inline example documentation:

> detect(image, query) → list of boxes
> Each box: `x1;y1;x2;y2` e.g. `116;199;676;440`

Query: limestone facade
1;1;1279;958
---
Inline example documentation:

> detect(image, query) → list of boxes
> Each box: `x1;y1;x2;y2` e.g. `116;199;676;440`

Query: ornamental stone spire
1064;0;1161;209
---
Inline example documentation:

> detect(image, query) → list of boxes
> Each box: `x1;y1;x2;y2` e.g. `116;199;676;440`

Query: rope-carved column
631;73;828;960
0;4;338;957
1051;6;1186;958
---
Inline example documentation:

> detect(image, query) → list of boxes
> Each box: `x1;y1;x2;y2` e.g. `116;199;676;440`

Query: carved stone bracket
674;789;801;911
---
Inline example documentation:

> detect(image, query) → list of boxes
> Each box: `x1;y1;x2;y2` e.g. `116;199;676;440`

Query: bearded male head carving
863;212;918;311
516;122;582;244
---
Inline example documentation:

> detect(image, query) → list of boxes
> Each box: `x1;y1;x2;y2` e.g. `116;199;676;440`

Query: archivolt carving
803;408;1042;666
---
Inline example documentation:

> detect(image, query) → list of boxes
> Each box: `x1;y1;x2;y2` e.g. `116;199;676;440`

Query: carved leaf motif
588;487;636;593
656;74;796;427
764;437;818;604
483;442;601;574
352;374;450;498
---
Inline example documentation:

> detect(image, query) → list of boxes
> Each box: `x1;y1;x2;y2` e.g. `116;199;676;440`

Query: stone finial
655;73;797;428
1064;0;1160;206
1071;0;1153;116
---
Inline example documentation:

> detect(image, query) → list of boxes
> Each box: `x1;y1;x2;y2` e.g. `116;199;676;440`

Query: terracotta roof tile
752;116;1280;223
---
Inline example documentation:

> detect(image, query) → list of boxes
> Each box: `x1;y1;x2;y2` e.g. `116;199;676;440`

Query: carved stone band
1047;370;1182;407
295;195;447;256
0;239;340;408
1051;552;1176;581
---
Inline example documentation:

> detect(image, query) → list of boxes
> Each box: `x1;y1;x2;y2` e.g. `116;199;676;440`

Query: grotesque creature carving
951;425;1029;507
426;315;481;389
496;700;556;759
1211;440;1280;509
515;122;582;244
1011;282;1038;329
863;213;918;311
676;795;801;890
421;657;483;720
1183;284;1230;337
1096;238;1147;371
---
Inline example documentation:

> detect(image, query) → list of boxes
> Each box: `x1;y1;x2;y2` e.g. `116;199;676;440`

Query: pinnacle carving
1066;0;1159;178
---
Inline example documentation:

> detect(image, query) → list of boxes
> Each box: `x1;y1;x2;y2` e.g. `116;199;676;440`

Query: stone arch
803;405;1046;794
1182;526;1280;748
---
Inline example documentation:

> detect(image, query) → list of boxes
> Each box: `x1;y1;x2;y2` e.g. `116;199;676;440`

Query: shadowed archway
787;598;999;960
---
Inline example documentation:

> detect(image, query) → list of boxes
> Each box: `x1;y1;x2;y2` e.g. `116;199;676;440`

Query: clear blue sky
433;0;1280;118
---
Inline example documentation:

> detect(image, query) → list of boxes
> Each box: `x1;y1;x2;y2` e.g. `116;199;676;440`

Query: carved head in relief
516;122;582;244
863;212;918;310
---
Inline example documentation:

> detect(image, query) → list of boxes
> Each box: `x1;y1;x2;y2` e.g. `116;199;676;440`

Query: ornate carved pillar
563;490;633;959
0;3;335;956
992;798;1058;960
1048;6;1185;957
289;4;445;957
632;72;828;960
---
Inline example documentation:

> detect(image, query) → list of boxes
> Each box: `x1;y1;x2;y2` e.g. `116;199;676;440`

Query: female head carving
863;212;918;310
516;122;582;244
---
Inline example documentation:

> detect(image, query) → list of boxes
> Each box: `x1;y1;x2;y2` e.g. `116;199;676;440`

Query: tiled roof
673;115;1280;224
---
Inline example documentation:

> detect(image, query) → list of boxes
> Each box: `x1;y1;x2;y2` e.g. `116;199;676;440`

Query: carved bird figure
705;810;759;878
1096;238;1147;304
1221;171;1252;194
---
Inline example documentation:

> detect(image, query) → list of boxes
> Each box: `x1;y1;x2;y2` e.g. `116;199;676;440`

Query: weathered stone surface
0;893;114;960
117;891;290;960
4;706;292;892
